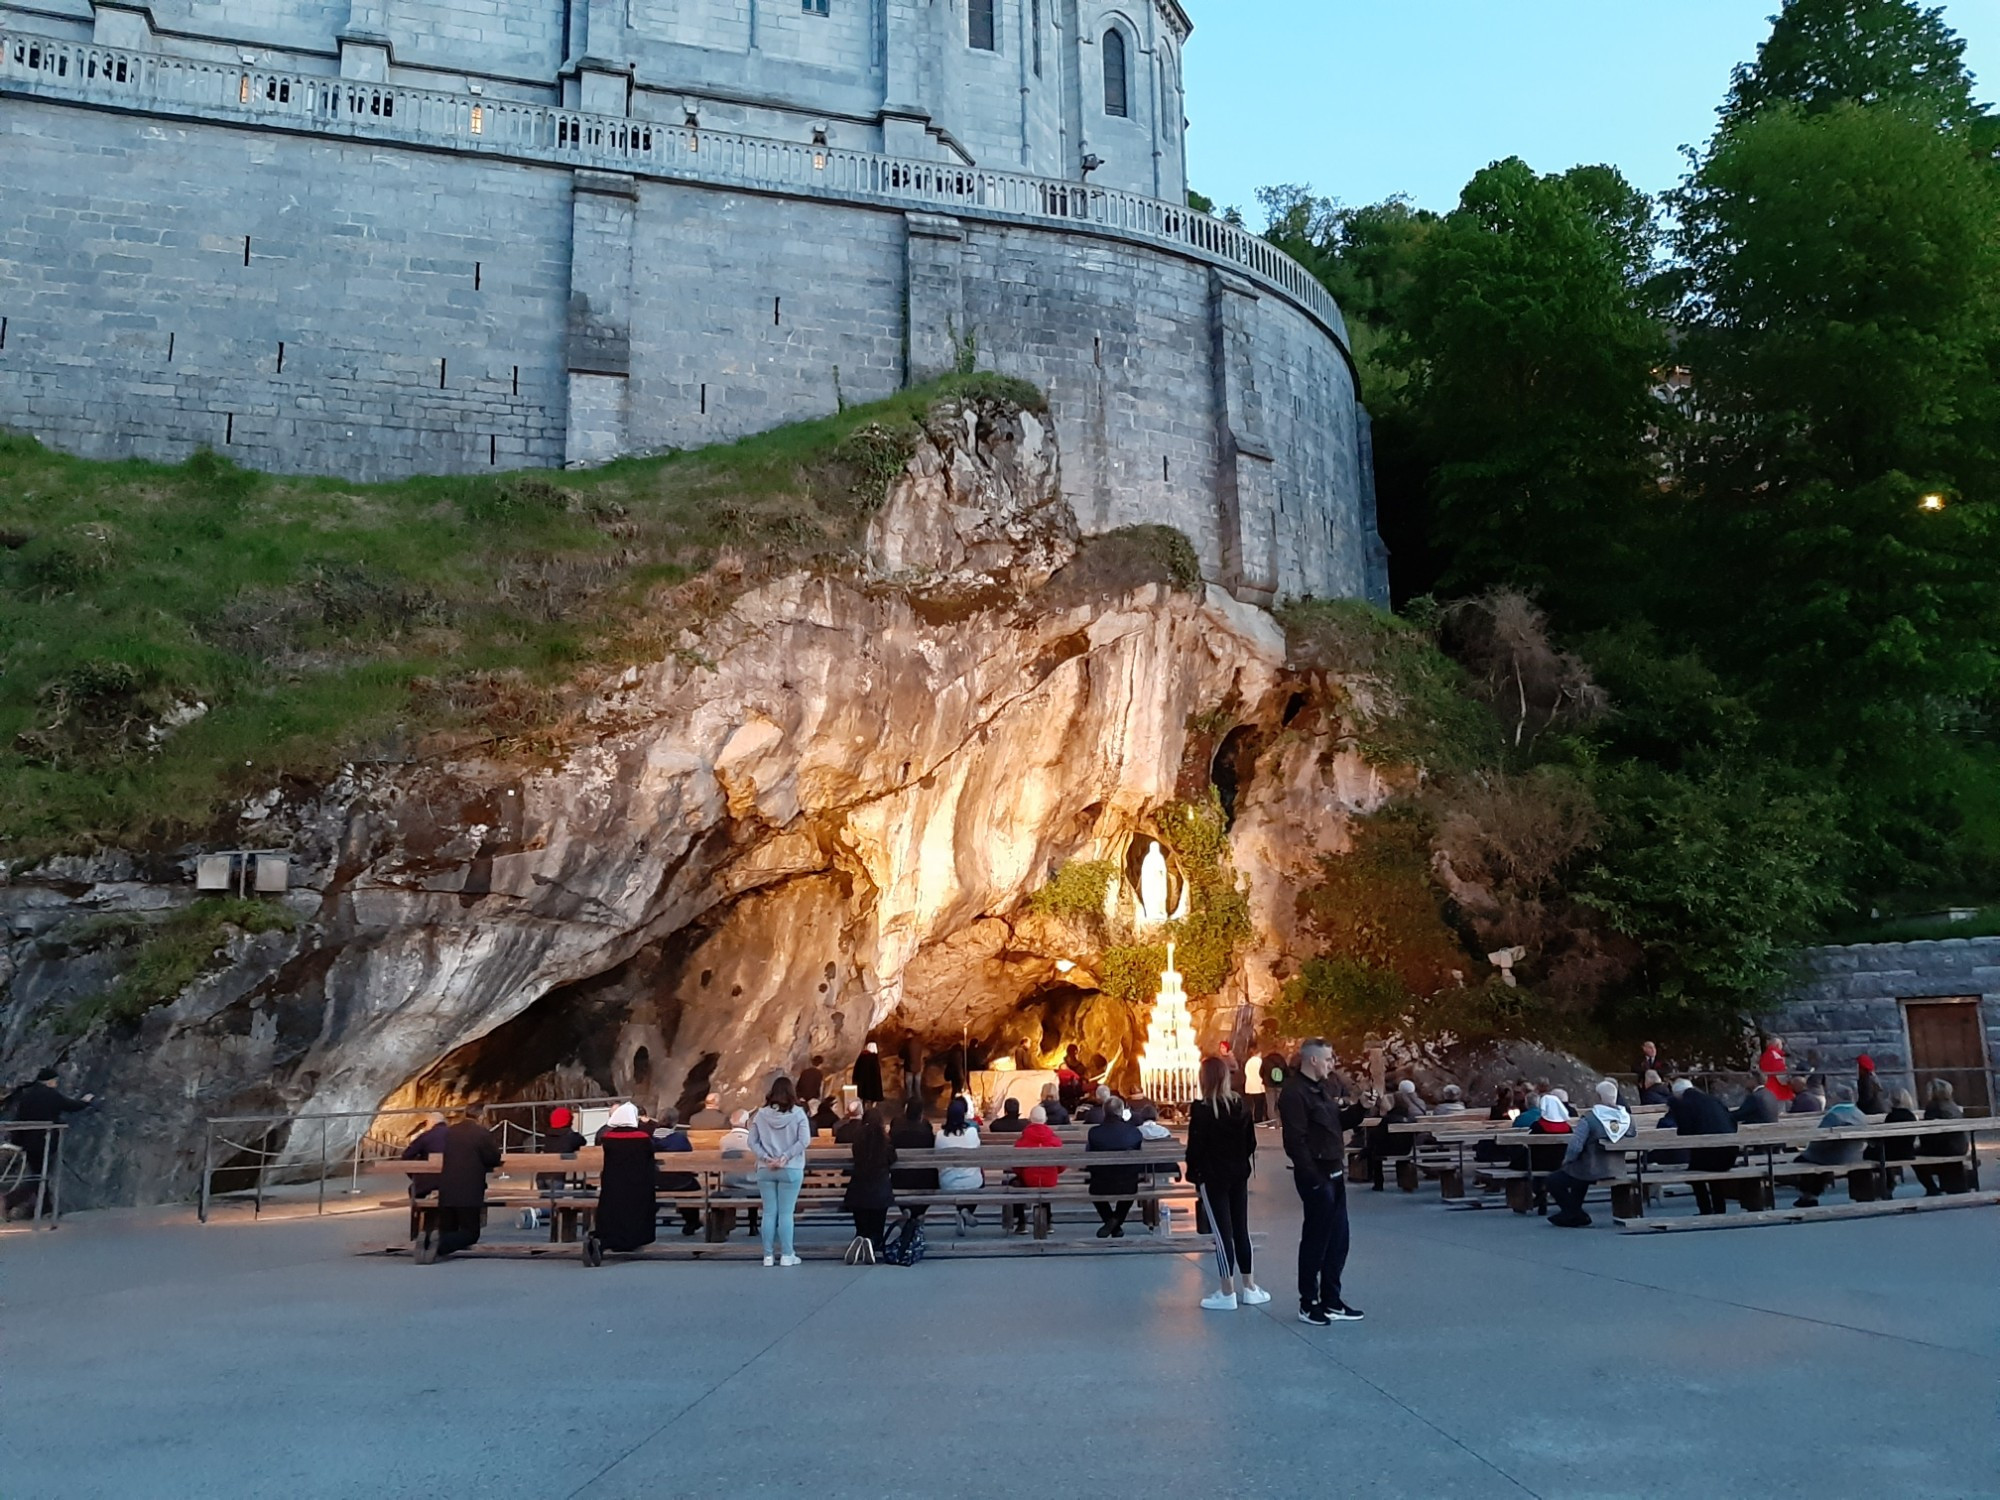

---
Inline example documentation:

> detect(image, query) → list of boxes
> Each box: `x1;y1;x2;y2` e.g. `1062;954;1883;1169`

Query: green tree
1391;158;1669;622
1721;0;1983;132
1669;103;2000;881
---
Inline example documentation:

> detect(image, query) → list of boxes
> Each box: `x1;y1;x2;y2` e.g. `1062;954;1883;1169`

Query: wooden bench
395;1140;1193;1263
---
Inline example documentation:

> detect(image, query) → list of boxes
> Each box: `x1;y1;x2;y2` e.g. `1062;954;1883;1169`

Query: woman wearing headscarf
1186;1054;1266;1310
842;1106;897;1252
1524;1091;1573;1215
1915;1079;1971;1196
593;1102;664;1255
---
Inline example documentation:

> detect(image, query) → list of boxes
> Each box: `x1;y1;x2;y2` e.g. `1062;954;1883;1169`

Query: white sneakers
1203;1285;1272;1311
779;1254;802;1267
763;1254;776;1267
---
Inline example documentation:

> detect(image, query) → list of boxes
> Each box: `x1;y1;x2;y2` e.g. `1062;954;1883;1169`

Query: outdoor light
1920;493;1947;512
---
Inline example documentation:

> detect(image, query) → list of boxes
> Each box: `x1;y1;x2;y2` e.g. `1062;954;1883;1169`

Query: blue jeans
1293;1168;1350;1309
756;1165;804;1256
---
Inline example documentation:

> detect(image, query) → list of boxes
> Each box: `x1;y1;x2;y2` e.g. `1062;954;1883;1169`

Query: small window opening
166;331;174;362
1032;0;1043;76
439;357;447;390
474;261;482;291
632;1046;653;1086
1162;455;1169;482
238;74;249;104
700;382;707;414
1093;335;1102;368
489;434;497;465
511;364;519;396
773;296;782;326
0;317;7;351
968;0;996;51
242;236;251;266
469;104;484;134
1103;28;1129;117
276;341;285;373
801;0;829;13
225;412;235;444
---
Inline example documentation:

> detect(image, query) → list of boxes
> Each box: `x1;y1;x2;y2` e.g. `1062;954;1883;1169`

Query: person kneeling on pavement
1545;1080;1632;1228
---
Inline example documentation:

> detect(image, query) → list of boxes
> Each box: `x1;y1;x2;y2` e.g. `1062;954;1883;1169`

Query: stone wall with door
1770;940;2000;1114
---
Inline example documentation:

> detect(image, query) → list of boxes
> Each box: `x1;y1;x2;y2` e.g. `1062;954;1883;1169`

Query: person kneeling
1545;1081;1631;1229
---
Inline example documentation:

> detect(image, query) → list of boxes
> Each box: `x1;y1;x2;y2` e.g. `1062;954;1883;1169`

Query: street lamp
1920;493;1947;512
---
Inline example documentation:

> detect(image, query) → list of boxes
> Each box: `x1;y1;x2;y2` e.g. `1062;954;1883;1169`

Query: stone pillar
905;212;966;384
565;170;637;467
90;3;154;49
1358;407;1391;605
1209;270;1278;604
337;0;391;80
880;0;934;156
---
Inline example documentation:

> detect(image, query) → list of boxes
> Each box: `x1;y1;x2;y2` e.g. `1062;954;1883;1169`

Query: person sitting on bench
988;1098;1027;1137
1790;1087;1868;1207
1915;1080;1970;1196
1735;1077;1785;1126
1545;1081;1632;1228
1086;1097;1144;1238
1037;1083;1070;1126
1671;1078;1740;1215
1871;1089;1919;1190
1005;1105;1064;1234
544;1106;585;1154
595;1102;665;1254
653;1106;702;1236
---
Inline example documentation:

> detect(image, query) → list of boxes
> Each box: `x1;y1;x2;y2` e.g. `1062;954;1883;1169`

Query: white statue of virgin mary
1137;839;1172;927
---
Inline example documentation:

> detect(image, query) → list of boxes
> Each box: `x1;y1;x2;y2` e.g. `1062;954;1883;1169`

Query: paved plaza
4;1171;1995;1500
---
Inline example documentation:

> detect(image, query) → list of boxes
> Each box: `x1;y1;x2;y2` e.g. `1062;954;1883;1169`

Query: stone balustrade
0;26;1350;350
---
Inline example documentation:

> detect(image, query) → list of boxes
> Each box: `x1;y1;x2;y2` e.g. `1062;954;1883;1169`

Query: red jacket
1012;1122;1064;1188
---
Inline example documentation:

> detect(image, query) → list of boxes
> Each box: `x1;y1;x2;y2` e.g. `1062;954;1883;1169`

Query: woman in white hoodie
935;1095;984;1233
749;1076;813;1266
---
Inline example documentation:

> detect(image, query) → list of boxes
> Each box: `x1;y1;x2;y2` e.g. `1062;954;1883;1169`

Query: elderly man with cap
1277;1039;1368;1325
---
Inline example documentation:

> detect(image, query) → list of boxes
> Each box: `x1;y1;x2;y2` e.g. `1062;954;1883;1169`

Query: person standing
1277;1040;1366;1325
1187;1055;1266;1310
750;1077;812;1266
796;1056;826;1109
1855;1055;1886;1116
1243;1049;1267;1124
853;1043;884;1106
3;1067;94;1219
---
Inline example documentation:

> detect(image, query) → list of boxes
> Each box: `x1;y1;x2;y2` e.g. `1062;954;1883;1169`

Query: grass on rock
0;374;1043;856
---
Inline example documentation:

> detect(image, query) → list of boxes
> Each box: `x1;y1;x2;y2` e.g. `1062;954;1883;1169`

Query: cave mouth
871;983;1150;1107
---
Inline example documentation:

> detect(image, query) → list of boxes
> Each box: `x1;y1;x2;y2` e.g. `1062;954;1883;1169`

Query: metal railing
198;1097;624;1222
0;1121;66;1228
0;26;1350;347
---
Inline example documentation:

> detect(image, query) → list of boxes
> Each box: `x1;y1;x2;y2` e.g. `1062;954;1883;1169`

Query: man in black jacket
1278;1040;1367;1325
407;1104;502;1257
1085;1100;1144;1238
4;1067;94;1219
1670;1079;1740;1215
854;1043;884;1105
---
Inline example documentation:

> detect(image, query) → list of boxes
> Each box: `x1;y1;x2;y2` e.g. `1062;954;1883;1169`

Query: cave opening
1211;724;1259;826
869;982;1149;1107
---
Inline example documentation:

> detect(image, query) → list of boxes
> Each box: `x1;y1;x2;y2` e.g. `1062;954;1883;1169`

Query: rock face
0;398;1389;1205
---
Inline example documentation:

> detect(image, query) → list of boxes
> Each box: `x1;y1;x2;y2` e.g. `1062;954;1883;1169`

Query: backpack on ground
881;1214;926;1267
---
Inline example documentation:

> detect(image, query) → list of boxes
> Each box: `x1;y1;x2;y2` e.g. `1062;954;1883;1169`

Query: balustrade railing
1;26;1348;344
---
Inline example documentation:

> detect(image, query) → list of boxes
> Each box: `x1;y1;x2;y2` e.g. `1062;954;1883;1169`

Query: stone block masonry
0;14;1385;604
1771;939;2000;1103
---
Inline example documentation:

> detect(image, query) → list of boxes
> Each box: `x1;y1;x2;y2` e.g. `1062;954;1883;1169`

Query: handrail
0;26;1349;348
0;1121;66;1228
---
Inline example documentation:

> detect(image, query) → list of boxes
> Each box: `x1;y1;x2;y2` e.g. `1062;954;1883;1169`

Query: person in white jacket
749;1077;813;1266
935;1095;984;1234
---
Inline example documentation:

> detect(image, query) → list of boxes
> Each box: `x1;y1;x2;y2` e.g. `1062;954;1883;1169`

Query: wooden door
1904;999;1993;1115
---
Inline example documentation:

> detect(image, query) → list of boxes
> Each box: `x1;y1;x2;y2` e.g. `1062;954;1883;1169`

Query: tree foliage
1720;0;1982;131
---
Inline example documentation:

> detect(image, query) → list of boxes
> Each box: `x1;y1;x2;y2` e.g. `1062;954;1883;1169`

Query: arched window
1031;0;1042;76
969;0;996;51
1103;28;1129;117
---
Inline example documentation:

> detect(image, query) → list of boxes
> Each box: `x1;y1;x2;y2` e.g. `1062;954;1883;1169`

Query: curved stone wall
0;20;1386;602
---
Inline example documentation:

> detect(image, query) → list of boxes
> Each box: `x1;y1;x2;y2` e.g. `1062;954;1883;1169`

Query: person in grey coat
1544;1081;1633;1228
1791;1088;1869;1206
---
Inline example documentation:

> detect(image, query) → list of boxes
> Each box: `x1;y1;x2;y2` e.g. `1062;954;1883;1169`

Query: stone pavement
2;1168;1995;1500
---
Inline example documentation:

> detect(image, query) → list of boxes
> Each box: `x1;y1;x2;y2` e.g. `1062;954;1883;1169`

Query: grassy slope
0;374;1043;856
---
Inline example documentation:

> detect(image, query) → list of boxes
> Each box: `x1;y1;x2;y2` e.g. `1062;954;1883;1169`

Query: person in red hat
1757;1040;1796;1103
545;1106;586;1154
1855;1055;1886;1116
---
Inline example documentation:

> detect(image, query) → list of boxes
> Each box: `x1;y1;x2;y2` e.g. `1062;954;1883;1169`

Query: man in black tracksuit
4;1067;94;1218
1278;1040;1367;1325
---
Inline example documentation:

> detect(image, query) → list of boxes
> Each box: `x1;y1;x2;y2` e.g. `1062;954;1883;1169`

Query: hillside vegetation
0;374;1041;856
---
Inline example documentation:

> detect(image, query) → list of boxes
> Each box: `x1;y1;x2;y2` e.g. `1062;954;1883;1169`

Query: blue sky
1183;1;2000;222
